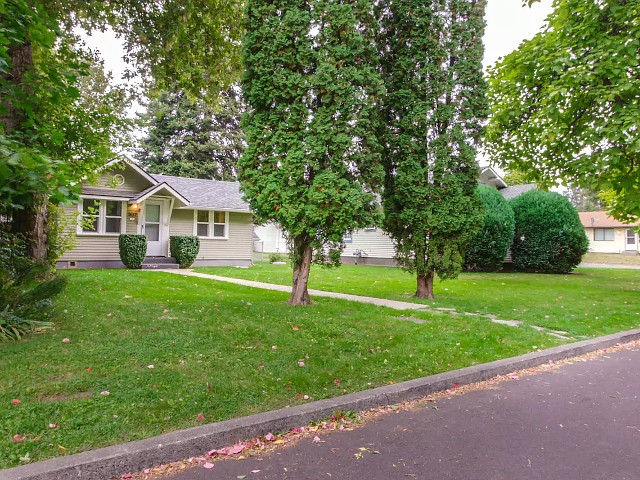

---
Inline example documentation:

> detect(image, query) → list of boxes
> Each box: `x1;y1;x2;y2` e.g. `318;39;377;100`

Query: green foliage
378;0;488;293
509;190;588;273
136;88;244;180
118;234;147;269
464;186;515;272
46;202;78;265
0;230;62;341
240;0;384;270
565;184;603;212
269;252;283;264
169;235;200;268
486;0;640;222
502;169;530;186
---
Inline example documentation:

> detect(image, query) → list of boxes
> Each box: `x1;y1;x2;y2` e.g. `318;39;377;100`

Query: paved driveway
165;346;640;480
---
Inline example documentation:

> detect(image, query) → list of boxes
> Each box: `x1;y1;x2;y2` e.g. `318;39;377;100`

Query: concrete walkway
165;343;640;480
579;262;640;270
157;269;429;311
154;270;570;339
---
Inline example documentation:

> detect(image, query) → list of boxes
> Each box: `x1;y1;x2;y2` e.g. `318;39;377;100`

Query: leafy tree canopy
135;88;244;181
486;0;640;222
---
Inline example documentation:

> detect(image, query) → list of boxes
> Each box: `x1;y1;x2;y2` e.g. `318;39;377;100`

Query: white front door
144;202;163;256
626;229;638;251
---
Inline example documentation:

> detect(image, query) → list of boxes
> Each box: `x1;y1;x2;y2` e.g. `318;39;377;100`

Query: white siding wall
343;228;396;259
254;224;289;253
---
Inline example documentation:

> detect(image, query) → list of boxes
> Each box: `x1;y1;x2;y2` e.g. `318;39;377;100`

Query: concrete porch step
141;257;180;270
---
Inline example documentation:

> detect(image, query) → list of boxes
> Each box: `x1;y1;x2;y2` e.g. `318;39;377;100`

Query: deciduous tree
486;0;640;222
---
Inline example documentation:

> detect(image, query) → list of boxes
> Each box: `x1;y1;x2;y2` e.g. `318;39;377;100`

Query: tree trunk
415;271;435;299
2;40;49;262
11;195;49;262
288;236;313;306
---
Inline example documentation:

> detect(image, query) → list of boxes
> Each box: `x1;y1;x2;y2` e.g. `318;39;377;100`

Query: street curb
5;328;640;480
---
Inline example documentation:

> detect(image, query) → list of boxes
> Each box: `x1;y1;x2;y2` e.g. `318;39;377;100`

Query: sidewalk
165;343;640;480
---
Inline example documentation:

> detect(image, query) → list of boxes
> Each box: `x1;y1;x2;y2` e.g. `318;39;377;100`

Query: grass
582;252;640;266
0;269;565;469
195;263;640;337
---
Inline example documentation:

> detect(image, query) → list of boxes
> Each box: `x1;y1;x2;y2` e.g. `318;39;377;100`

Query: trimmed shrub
170;236;200;268
269;252;283;263
119;234;147;269
509;190;588;273
464;185;515;272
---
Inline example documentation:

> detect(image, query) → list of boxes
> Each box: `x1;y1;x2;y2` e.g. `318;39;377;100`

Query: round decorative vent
112;174;125;186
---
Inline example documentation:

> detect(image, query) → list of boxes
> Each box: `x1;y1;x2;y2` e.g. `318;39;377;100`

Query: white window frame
76;197;127;236
594;228;614;241
343;232;353;243
193;210;229;240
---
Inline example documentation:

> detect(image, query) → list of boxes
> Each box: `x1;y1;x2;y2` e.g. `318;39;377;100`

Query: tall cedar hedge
464;185;515;272
509;190;588;273
378;0;489;298
240;0;384;305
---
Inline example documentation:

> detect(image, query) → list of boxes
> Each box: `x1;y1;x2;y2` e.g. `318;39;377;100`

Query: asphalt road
166;347;640;480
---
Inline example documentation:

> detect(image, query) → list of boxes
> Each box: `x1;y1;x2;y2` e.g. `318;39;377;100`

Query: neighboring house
58;157;253;269
579;211;639;254
340;167;536;266
254;223;289;254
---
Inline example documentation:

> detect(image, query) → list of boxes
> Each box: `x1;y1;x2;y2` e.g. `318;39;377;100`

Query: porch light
130;203;139;211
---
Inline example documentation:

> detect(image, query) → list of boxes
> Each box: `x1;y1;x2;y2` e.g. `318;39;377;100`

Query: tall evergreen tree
136;88;244;181
240;0;384;305
379;0;488;299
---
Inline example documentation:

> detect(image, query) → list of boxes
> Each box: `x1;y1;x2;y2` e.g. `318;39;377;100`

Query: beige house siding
343;228;396;260
59;202;136;261
169;210;254;260
87;164;152;195
584;227;639;254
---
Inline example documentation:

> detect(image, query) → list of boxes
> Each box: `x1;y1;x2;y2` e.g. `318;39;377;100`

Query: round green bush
509;190;588;273
464;185;515;272
118;234;147;269
170;236;200;268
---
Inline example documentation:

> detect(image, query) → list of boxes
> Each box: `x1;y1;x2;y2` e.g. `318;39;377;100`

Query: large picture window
594;228;614;241
78;198;125;235
194;210;228;239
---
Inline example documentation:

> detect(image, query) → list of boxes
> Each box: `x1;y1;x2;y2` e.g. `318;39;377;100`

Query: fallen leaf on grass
48;423;59;429
100;391;110;396
13;435;26;443
11;399;20;405
197;413;206;420
62;338;70;343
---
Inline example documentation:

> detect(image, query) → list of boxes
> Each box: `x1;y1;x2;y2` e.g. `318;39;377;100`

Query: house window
343;232;353;243
194;210;228;238
79;198;125;235
594;228;614;241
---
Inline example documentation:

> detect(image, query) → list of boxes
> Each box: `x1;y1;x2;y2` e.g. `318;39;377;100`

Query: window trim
343;232;353;243
193;210;229;240
593;228;615;241
76;198;127;236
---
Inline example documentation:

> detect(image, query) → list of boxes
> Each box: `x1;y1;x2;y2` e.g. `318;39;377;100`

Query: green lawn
195;263;640;337
1;269;564;469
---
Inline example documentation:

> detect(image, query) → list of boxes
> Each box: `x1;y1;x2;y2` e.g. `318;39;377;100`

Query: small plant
170;236;200;268
269;252;283;263
118;234;147;269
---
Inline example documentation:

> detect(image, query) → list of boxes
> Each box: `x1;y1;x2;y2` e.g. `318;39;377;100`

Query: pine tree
135;88;244;180
379;0;489;299
240;0;384;305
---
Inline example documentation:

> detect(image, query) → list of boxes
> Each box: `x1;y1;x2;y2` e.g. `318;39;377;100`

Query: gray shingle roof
500;183;537;199
151;174;251;212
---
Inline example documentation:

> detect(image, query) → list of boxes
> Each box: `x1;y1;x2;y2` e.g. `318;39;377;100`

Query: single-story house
579;211;639;254
253;167;536;266
57;157;253;269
